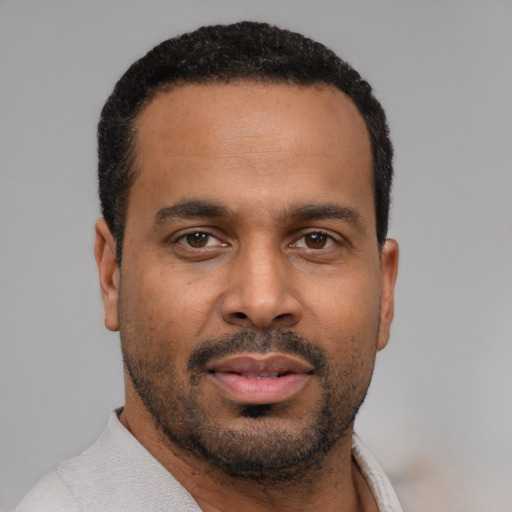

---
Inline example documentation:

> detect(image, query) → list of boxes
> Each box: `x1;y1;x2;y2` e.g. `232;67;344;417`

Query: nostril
234;312;248;319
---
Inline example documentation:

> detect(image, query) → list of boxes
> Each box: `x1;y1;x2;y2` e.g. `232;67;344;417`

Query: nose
221;244;303;330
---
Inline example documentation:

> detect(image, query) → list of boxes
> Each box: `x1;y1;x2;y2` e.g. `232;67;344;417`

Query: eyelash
174;229;340;250
175;229;224;249
292;231;338;250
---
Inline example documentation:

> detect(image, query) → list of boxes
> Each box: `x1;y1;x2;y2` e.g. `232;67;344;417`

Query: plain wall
1;1;511;510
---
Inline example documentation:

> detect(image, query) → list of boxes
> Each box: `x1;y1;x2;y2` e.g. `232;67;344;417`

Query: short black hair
98;21;393;263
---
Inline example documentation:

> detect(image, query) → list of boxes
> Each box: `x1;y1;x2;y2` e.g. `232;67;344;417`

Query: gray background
1;1;511;510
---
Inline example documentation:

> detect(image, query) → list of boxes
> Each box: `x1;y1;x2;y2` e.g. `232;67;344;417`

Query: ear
377;238;399;351
94;218;120;332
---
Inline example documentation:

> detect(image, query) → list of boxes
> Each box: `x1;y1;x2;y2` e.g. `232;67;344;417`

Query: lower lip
209;372;311;404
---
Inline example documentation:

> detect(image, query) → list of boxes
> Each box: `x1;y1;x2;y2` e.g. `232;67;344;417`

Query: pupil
187;232;208;247
307;233;326;248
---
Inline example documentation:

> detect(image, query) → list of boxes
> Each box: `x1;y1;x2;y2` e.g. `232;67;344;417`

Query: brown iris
304;232;328;249
186;232;210;248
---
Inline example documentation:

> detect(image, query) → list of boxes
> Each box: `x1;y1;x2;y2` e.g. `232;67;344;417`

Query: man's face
97;82;398;479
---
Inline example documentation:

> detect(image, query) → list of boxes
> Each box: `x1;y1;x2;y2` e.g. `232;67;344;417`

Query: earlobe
377;239;399;351
94;218;120;332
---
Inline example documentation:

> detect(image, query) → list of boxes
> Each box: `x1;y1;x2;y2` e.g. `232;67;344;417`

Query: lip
205;353;314;405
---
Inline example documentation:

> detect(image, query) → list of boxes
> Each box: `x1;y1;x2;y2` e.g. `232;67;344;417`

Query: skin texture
95;82;399;512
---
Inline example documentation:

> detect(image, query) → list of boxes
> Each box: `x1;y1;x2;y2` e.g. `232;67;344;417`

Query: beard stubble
121;327;375;483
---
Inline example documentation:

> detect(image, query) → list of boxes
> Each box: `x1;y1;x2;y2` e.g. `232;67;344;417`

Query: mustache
187;329;329;375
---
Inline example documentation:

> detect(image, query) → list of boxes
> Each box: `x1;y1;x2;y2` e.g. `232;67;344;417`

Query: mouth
205;353;314;405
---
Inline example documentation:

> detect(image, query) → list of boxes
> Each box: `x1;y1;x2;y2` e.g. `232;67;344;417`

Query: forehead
129;82;374;228
135;81;370;161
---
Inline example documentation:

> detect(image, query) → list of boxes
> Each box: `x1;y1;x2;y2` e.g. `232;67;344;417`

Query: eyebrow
154;199;231;224
287;203;366;233
154;199;365;233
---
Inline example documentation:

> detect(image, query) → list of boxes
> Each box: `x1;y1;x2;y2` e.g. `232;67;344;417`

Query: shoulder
12;411;201;512
13;470;80;512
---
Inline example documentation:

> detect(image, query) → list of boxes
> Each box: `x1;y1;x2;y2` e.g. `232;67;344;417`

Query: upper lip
205;353;314;376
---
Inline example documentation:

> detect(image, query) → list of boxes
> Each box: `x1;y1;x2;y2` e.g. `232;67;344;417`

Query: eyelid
172;227;226;248
290;229;343;248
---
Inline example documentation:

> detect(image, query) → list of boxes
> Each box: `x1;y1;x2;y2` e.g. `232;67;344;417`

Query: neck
188;460;365;512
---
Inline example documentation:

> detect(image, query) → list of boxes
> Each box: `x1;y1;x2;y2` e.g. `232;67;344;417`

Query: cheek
305;273;381;378
122;264;221;347
306;267;381;334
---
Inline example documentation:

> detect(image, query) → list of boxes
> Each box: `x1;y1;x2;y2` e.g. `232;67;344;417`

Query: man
16;21;400;511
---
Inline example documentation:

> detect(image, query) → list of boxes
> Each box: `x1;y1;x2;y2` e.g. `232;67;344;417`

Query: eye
293;232;335;250
177;231;223;249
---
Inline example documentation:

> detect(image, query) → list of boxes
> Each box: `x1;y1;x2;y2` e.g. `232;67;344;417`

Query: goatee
122;329;372;482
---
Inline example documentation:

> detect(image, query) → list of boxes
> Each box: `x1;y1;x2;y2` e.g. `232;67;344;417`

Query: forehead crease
134;83;369;149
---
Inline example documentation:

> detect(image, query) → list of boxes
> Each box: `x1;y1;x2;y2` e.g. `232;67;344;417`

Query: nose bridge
223;236;301;329
243;240;283;307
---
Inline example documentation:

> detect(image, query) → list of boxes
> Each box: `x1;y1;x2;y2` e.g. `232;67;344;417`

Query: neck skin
120;377;378;512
